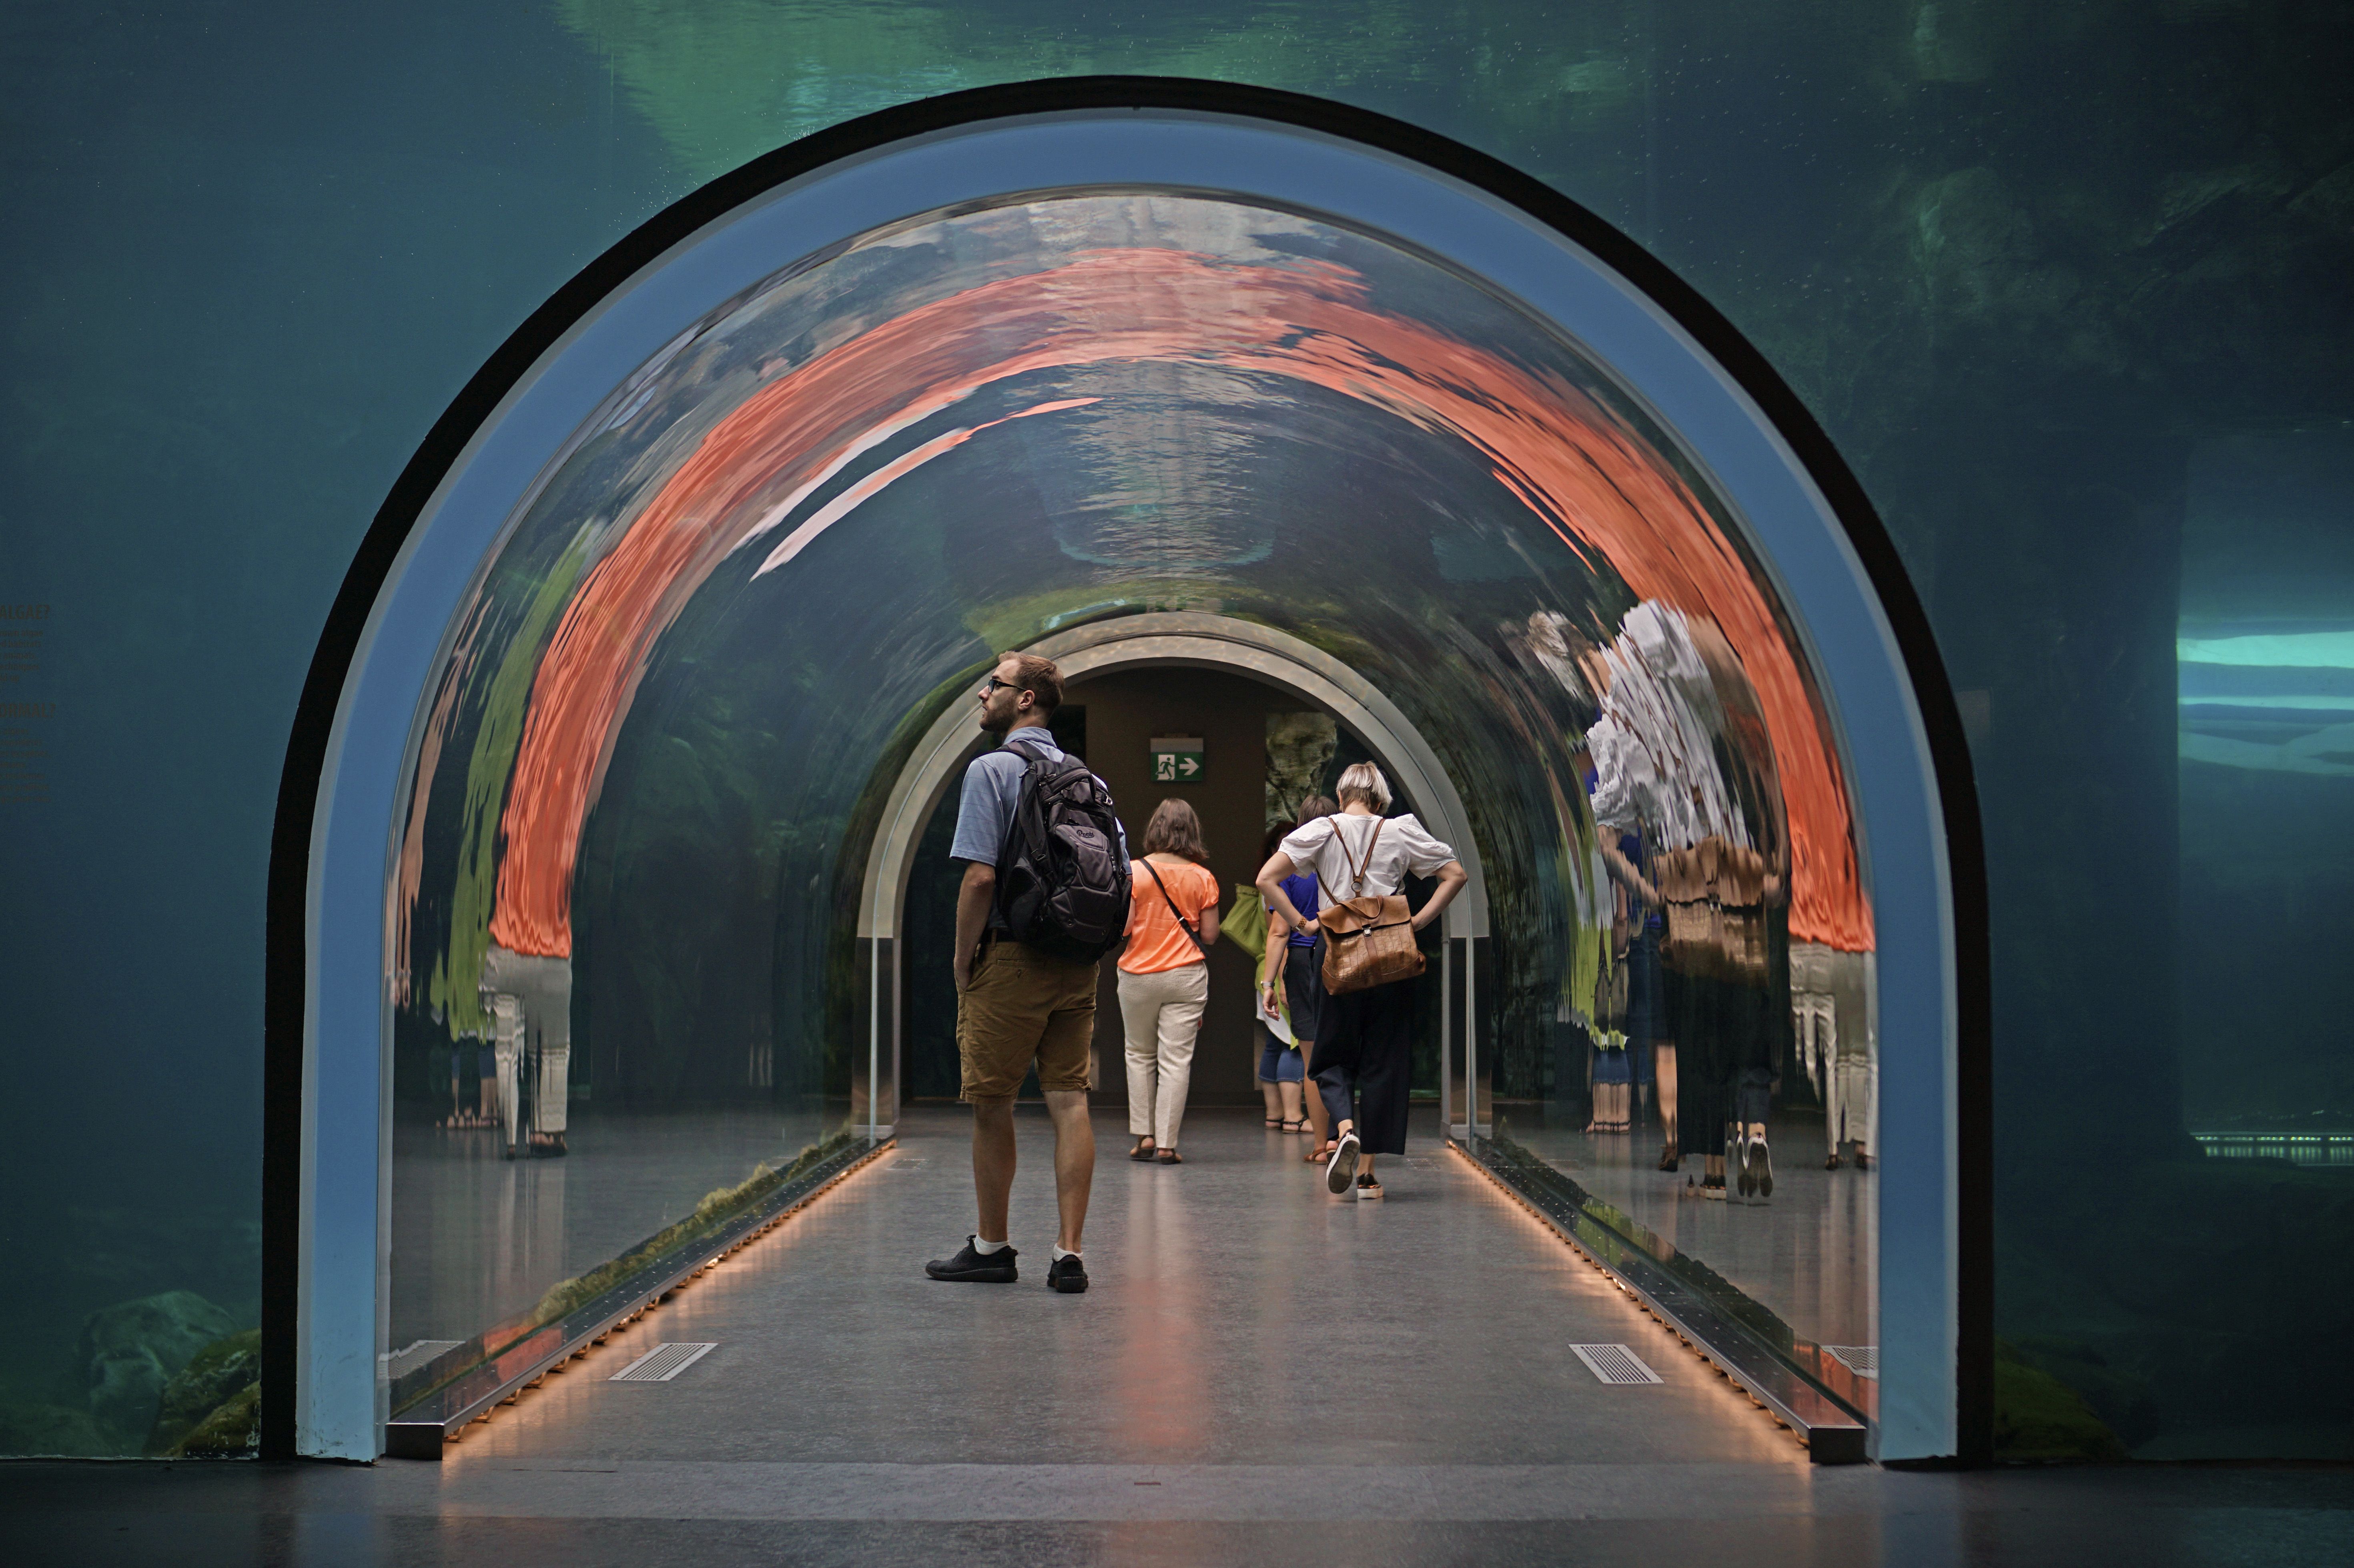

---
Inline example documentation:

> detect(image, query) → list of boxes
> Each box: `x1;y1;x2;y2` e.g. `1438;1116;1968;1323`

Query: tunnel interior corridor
293;99;1953;1468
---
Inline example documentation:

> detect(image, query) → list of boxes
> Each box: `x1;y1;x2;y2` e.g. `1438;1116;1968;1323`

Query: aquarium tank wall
2;1;2349;1462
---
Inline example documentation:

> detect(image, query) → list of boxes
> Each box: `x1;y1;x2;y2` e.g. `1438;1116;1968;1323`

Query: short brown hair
1295;794;1337;823
995;651;1063;716
1142;798;1209;865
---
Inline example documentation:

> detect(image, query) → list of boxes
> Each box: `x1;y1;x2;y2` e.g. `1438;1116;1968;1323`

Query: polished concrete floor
389;1105;830;1351
1508;1108;1874;1351
8;1107;2348;1566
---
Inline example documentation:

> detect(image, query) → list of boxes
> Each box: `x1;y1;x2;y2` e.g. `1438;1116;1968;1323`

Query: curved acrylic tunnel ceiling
420;188;1871;965
292;89;1961;1464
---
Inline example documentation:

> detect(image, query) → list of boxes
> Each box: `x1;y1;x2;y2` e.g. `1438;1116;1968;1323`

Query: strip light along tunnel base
277;84;1967;1468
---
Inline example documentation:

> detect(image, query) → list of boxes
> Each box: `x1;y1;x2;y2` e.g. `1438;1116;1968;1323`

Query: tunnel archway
267;80;1983;1466
852;611;1492;1139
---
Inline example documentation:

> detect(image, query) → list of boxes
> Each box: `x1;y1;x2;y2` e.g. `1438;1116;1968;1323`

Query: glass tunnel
307;105;1949;1464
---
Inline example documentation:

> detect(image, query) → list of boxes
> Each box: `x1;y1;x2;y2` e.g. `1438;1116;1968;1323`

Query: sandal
1128;1139;1157;1161
1155;1149;1184;1164
1280;1118;1308;1133
1264;1116;1283;1129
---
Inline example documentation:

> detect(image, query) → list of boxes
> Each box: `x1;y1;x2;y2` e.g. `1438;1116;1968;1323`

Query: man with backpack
925;652;1129;1295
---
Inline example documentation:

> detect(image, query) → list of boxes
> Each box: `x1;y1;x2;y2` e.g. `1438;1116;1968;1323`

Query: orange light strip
437;1135;897;1450
1445;1139;1810;1454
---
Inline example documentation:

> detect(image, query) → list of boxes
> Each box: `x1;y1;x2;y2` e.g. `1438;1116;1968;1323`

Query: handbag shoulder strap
1141;858;1208;952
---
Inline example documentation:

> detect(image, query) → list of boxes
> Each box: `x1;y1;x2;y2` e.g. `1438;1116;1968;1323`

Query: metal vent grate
1570;1343;1662;1385
1825;1345;1879;1379
609;1342;718;1383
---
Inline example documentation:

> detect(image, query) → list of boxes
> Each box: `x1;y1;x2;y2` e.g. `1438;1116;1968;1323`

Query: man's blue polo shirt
950;726;1126;929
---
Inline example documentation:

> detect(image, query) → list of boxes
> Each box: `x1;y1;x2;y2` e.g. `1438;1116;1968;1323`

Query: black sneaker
925;1236;1018;1283
1046;1253;1089;1294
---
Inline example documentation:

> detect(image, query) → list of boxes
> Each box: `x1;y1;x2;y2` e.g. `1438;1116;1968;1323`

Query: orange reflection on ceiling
487;247;1870;958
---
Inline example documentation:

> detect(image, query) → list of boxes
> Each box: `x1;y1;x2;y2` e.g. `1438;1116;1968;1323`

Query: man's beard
979;704;1012;735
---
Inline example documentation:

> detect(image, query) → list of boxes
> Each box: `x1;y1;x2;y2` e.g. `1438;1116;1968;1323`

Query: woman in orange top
1119;799;1222;1165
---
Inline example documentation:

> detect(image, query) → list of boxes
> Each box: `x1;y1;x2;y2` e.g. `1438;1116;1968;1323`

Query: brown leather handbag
1316;818;1427;995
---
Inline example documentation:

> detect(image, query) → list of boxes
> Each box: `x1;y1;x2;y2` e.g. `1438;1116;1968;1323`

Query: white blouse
1279;812;1457;900
1585;601;1750;852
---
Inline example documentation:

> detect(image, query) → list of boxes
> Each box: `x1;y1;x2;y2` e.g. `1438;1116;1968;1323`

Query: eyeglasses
978;676;1019;697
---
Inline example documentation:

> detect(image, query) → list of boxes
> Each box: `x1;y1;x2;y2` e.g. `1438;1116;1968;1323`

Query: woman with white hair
1255;762;1468;1200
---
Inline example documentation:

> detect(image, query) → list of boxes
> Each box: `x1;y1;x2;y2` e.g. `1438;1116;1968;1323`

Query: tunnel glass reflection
385;191;1876;1428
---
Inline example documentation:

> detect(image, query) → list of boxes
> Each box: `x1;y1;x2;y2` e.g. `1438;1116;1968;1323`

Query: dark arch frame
262;75;1991;1464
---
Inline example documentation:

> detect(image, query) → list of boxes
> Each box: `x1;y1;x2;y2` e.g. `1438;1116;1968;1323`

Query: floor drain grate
1825;1345;1878;1379
1570;1343;1662;1385
610;1342;718;1382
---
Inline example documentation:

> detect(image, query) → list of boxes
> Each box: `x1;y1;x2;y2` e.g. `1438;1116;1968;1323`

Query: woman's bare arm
1261;906;1290;1005
1410;859;1470;932
1255;850;1307;929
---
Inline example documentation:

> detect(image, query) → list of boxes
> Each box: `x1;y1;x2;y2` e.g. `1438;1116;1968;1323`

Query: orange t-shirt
1119;857;1220;974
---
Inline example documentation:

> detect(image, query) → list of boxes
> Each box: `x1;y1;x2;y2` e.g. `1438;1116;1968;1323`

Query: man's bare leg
971;1095;1017;1243
1044;1089;1094;1253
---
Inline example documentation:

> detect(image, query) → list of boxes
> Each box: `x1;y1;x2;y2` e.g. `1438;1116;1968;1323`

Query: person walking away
1261;795;1337;1161
926;653;1127;1294
1228;820;1306;1134
1256;765;1467;1201
1118;799;1221;1164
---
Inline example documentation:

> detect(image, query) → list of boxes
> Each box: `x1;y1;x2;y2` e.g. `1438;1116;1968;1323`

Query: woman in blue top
1261;795;1337;1162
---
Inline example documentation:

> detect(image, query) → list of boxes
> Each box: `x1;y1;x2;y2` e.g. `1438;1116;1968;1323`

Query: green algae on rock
146;1328;261;1456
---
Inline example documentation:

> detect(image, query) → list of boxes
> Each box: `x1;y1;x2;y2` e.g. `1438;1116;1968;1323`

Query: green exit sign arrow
1149;736;1204;783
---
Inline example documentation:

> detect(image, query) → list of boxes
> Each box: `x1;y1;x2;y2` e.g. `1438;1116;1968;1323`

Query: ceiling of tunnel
391;185;1871;1059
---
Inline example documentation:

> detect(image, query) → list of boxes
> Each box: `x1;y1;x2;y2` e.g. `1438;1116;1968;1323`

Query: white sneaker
1324;1130;1360;1194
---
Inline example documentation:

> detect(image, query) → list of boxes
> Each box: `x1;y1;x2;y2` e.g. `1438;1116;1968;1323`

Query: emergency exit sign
1150;736;1204;782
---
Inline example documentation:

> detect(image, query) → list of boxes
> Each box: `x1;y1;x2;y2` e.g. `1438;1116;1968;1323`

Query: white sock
972;1236;1009;1255
1052;1245;1081;1261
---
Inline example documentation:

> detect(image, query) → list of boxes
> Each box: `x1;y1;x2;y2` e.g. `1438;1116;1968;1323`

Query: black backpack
993;739;1131;961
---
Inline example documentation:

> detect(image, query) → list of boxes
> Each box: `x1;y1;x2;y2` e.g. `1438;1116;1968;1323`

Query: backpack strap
1141;858;1208;953
1335;815;1384;900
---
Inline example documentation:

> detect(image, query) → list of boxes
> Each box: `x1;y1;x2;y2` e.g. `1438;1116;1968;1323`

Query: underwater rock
169;1380;259;1458
1994;1339;2130;1462
145;1327;260;1455
1265;712;1338;823
0;1399;116;1457
76;1290;238;1442
2007;1335;2162;1450
2288;159;2354;239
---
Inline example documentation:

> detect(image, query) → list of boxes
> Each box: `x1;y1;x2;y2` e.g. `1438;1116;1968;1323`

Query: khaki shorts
958;936;1100;1101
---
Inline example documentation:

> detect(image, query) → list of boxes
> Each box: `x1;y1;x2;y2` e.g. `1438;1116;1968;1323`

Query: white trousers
1792;991;1838;1149
535;1045;571;1136
1119;962;1208;1148
1832;1053;1876;1155
1791;940;1875;1156
489;993;523;1150
481;944;573;1141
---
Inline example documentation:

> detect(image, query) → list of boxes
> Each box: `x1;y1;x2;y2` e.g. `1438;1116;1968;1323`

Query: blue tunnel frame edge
260;76;1991;1468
